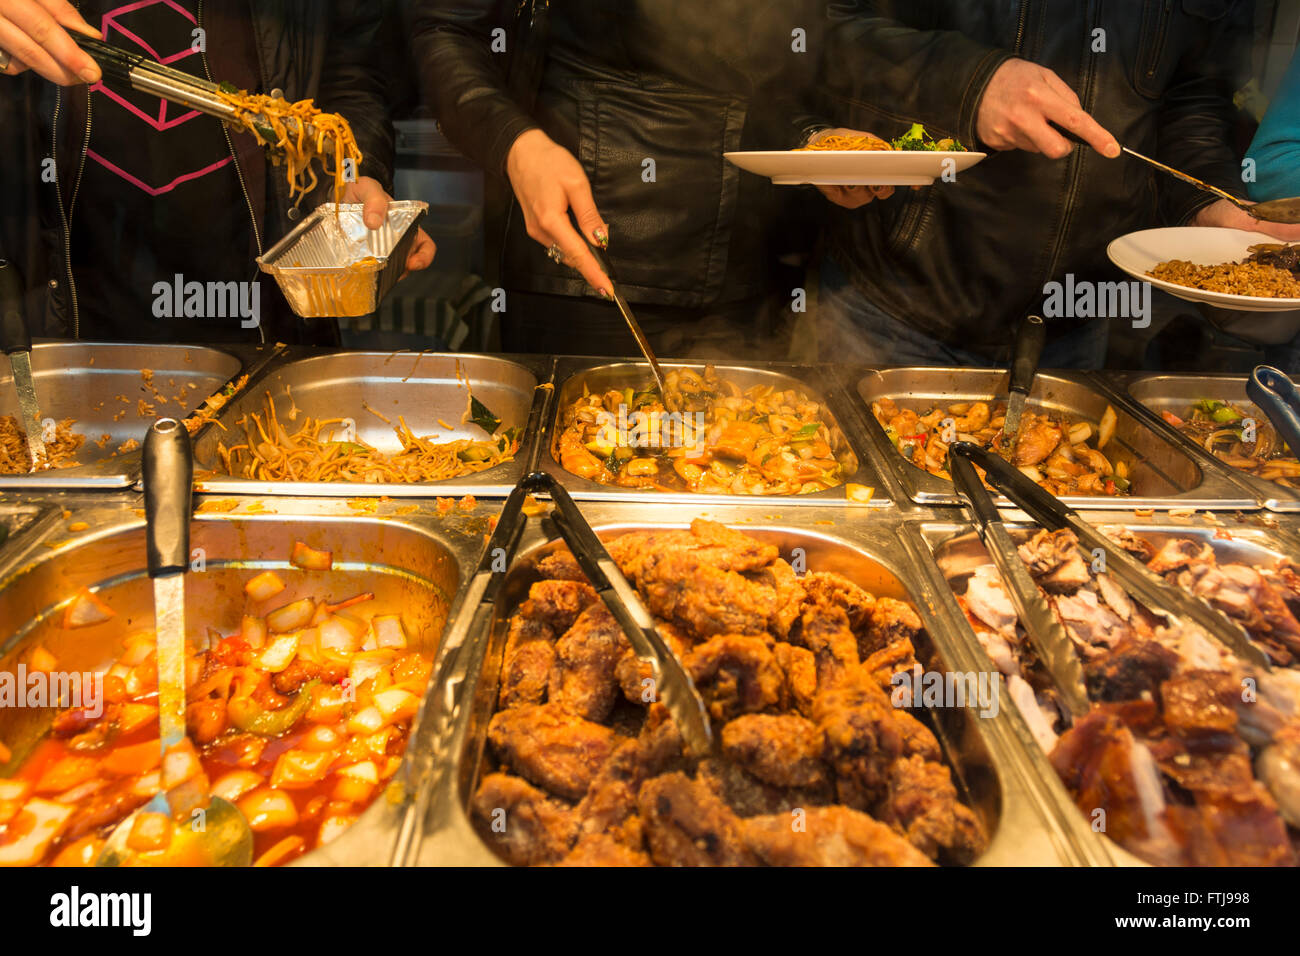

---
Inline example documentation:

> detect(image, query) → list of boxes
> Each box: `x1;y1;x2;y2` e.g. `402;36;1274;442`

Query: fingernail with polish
599;287;611;299
595;227;609;248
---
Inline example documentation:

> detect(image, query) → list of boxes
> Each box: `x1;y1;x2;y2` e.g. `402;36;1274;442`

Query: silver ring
0;49;12;72
546;243;564;263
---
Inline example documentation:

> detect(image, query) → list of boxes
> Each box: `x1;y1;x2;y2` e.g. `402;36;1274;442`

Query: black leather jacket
408;0;818;309
820;0;1251;360
0;0;394;342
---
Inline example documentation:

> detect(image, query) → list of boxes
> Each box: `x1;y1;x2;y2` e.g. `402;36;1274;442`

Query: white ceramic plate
723;149;987;186
1107;226;1300;313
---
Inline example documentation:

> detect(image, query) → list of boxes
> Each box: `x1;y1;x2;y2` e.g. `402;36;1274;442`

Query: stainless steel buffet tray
414;501;1084;866
533;358;890;507
192;351;552;498
908;513;1300;868
0;343;249;489
1099;371;1300;513
0;495;498;866
854;368;1255;511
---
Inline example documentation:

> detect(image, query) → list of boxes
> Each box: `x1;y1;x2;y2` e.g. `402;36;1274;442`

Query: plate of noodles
1108;227;1300;312
725;125;986;186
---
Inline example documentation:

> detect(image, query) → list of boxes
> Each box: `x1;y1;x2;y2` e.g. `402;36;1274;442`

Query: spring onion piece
228;679;319;737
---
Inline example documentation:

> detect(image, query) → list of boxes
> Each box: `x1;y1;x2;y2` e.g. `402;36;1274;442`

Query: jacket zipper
1145;0;1174;82
52;86;92;339
197;0;266;343
1042;1;1100;288
1013;0;1030;52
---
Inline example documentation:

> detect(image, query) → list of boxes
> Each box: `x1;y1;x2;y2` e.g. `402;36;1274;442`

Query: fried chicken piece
1012;416;1062;467
743;805;935;867
487;703;620;800
527;579;598;634
548;603;626;722
799;571;876;631
697;757;834;818
554;833;653;867
892;708;942;762
721;714;828;788
861;598;923;657
533;549;588;582
608;520;777;581
1017;528;1091;593
615;619;692;706
746;558;805;638
813;677;905;810
862;637;919;698
683;634;784;721
773;642;817;717
472;772;577;866
499;610;556;709
880;755;987;863
795;605;860;690
638;772;757;866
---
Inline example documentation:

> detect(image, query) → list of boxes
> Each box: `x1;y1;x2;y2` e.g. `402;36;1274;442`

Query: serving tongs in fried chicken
526;472;714;756
950;441;1272;672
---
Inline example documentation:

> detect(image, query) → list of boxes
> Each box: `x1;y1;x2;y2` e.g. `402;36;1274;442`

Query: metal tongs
580;235;679;413
1247;365;1300;462
950;441;1272;672
389;472;712;865
0;259;46;470
74;35;339;154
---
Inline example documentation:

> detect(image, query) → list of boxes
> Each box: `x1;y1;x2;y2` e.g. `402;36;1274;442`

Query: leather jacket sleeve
317;0;397;193
1154;0;1253;226
406;0;539;175
819;2;1013;147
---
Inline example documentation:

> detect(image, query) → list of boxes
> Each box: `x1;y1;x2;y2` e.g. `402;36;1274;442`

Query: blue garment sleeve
1248;53;1300;201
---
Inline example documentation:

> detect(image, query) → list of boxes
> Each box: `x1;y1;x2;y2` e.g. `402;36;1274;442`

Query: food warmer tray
413;500;1087;866
0;493;509;866
191;351;553;499
850;367;1256;511
0;343;261;490
533;358;891;507
1097;371;1300;513
908;512;1300;867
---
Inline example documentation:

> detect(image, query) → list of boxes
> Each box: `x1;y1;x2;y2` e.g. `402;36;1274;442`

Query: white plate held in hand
1107;227;1300;313
724;149;987;186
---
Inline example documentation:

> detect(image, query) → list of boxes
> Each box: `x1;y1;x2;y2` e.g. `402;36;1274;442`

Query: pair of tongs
1247;366;1300;461
74;35;338;154
389;472;712;865
950;441;1272;673
529;471;712;753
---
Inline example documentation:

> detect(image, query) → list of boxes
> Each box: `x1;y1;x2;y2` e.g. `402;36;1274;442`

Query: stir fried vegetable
1166;398;1300;487
890;123;966;152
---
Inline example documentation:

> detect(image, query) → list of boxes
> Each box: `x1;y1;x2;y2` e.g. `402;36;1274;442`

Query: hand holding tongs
1247;365;1300;462
950;441;1272;672
577;234;679;413
73;35;339;154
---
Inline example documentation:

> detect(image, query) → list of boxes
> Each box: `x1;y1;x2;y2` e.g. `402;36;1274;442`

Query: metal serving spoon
1052;124;1300;224
98;419;253;867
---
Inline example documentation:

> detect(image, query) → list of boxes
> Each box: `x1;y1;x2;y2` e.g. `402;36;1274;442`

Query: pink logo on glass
87;0;233;195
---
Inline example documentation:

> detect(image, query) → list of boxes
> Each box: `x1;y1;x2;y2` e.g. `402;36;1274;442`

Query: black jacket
407;0;819;310
819;0;1252;359
0;0;395;343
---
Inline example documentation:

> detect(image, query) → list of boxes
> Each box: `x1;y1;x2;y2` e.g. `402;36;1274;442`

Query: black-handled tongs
1247;365;1300;462
950;441;1272;671
949;446;1091;718
389;472;713;865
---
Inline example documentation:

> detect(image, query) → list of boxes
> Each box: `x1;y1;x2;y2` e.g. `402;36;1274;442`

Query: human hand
808;129;922;208
339;176;436;276
506;128;612;296
1192;197;1300;242
0;0;101;85
976;58;1119;159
